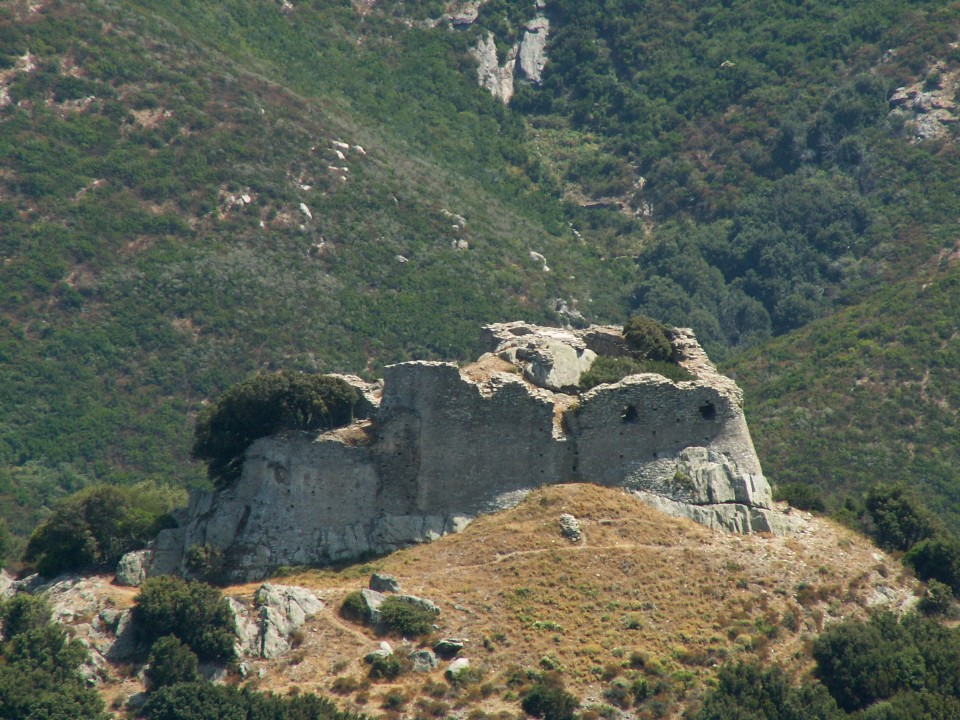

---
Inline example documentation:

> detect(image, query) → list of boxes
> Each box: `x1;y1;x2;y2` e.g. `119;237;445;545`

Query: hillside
5;0;960;544
729;251;960;525
44;485;917;718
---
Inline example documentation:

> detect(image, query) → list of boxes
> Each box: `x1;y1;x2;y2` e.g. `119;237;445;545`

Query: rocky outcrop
470;12;549;103
518;15;549;83
472;33;517;103
140;321;798;582
231;583;324;659
889;62;960;142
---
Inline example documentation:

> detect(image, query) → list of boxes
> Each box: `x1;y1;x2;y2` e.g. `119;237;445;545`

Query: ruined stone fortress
143;322;798;582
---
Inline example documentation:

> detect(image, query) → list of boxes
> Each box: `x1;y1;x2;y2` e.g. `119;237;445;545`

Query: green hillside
4;0;960;538
730;258;960;526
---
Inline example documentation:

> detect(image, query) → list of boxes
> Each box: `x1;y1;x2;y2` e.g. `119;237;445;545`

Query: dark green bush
918;580;954;617
145;635;200;691
774;482;827;513
143;682;362;720
693;662;842;720
0;598;105;719
132;576;237;662
521;676;580;720
865;484;941;552
0;594;52;639
339;591;370;624
368;653;404;680
23;482;184;577
192;371;360;487
579;354;694;391
184;544;225;585
378;596;438;636
623;315;673;362
904;538;960;595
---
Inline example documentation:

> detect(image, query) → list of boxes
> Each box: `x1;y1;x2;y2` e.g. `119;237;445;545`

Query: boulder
559;514;581;542
434;638;465;657
369;573;400;593
495;331;597;392
361;588;387;624
446;657;471;680
410;649;439;672
115;549;151;587
230;584;325;659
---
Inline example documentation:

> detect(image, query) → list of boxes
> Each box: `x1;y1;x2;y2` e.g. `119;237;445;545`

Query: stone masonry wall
145;323;796;582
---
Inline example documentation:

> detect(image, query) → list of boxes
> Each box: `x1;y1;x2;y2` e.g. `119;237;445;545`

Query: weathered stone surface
446;657;471;680
434;638;465;656
147;322;796;582
115;549;150;587
369;573;400;593
495;330;597;392
471;33;518;103
230;584;324;659
518;15;549;83
559;514;581;542
361;588;386;624
889;63;960;143
410;649;439;671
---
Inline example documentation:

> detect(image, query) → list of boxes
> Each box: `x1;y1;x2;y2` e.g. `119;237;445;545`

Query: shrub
774;482;827;513
184;544;225;584
369;653;404;680
865;484;940;552
192;371;360;486
145;635;200;690
340;591;370;623
23;482;184;577
378;596;438;636
521;677;579;720
918;580;954;617
623;315;673;362
0;594;52;639
579;355;693;390
132;576;237;662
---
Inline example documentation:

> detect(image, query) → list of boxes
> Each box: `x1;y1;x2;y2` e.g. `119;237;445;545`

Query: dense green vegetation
0;595;105;719
132;576;237;662
23;482;184;576
731;260;960;527
695;612;960;719
192;371;359;486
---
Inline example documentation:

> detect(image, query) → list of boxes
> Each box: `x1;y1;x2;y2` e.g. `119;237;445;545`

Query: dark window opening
622;405;638;423
699;402;716;421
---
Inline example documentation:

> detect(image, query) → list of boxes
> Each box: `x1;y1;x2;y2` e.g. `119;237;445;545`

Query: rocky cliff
141;322;798;583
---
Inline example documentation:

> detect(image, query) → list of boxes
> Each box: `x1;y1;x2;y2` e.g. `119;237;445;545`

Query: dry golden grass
228;484;917;717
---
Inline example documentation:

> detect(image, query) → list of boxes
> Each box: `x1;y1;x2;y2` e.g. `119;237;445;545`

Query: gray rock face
434;638;465;656
889;63;960;143
518;15;549;83
147;321;796;582
446;657;471;680
410;649;439;671
115;549;150;587
369;573;400;593
230;584;324;659
494;328;596;392
472;33;517;103
559;514;582;542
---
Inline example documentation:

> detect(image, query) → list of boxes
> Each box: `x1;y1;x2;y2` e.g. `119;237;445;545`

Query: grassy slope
95;484;916;717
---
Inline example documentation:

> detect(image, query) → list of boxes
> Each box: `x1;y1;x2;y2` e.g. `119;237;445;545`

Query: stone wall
144;323;797;582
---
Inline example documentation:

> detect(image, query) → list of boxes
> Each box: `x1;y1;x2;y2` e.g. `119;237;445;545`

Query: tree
623;315;673;362
133;576;237;662
145;635;200;691
865;484;941;552
192;371;359;486
23;482;183;577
